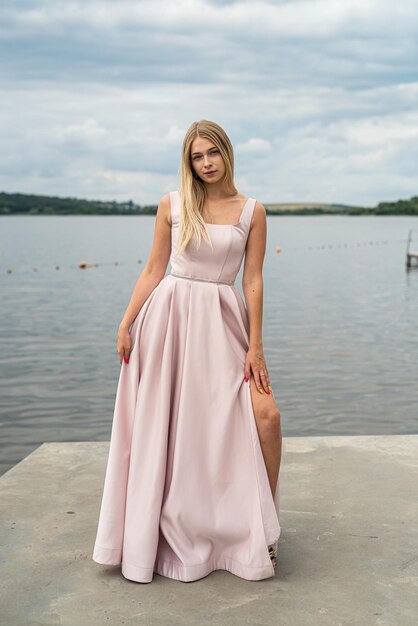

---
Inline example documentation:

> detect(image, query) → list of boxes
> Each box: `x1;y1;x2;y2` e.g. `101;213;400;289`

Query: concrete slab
1;436;417;626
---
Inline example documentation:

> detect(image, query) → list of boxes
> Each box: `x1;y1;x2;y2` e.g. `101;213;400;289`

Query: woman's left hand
244;346;271;394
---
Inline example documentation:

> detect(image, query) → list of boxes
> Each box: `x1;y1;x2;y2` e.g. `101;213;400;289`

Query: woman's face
190;136;225;183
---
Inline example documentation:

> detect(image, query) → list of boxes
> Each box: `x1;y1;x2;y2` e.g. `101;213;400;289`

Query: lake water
1;214;417;475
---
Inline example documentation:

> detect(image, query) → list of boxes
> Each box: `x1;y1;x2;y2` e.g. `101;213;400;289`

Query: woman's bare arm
242;201;267;350
241;201;271;393
119;193;172;331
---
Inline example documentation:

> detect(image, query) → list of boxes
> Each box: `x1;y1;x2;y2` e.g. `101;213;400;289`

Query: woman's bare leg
248;373;282;497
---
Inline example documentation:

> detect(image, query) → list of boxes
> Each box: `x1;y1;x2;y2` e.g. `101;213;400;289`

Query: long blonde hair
176;120;238;255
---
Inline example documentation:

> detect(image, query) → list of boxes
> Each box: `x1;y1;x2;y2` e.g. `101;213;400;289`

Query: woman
92;119;283;583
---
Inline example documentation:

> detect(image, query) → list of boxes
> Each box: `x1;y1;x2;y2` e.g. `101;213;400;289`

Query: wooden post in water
406;229;418;269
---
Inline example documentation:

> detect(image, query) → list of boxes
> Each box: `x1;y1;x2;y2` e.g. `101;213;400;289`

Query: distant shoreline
1;191;417;216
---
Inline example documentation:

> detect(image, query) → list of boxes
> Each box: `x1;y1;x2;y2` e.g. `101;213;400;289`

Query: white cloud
59;119;109;141
236;138;273;154
344;111;418;146
6;1;418;37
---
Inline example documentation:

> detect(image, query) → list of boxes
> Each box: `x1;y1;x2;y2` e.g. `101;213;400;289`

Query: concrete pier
1;435;417;625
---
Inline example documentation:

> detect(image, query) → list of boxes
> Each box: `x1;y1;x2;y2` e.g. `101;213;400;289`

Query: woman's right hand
117;324;132;364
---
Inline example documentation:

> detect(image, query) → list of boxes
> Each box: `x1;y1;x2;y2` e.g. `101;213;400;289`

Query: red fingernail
244;376;249;382
124;358;129;363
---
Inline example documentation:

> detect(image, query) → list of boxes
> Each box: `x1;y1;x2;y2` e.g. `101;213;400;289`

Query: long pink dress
92;190;281;583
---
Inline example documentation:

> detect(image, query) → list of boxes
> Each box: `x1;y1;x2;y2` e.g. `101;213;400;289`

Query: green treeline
0;192;156;216
370;196;418;215
0;191;417;216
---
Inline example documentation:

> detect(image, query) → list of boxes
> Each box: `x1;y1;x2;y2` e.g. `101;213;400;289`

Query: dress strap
240;197;257;231
169;190;180;226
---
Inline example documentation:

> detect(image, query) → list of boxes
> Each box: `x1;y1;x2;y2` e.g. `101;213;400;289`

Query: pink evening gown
92;190;281;583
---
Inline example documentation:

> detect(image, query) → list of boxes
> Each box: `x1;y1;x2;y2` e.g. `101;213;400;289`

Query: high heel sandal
268;538;279;570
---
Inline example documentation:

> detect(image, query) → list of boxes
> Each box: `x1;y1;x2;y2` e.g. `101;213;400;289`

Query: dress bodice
169;190;256;286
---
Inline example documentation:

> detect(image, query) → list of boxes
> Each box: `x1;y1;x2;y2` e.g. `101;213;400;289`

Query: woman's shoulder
249;199;267;230
157;193;172;210
155;193;173;226
235;190;263;207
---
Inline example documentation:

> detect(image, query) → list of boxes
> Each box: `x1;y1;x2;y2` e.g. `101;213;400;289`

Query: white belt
170;272;234;286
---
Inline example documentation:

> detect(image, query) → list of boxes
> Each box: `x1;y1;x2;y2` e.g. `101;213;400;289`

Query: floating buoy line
2;237;411;274
3;260;144;274
275;237;408;253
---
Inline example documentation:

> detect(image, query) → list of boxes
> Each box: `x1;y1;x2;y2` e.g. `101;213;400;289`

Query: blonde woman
92;119;282;583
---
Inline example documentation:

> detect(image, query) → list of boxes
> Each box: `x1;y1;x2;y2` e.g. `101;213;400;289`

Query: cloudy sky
1;0;417;206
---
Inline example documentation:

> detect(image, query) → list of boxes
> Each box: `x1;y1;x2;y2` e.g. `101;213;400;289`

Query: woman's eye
193;150;217;160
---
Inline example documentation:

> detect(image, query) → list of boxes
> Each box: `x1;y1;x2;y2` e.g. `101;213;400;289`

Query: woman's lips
205;171;217;176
